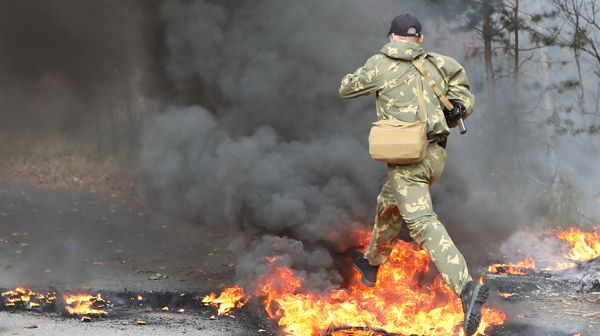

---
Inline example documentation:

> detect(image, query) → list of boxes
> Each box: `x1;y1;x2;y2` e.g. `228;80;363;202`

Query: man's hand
443;99;466;128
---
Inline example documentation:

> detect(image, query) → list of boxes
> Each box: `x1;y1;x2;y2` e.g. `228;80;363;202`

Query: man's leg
387;147;471;296
364;178;403;266
388;144;488;335
353;178;402;286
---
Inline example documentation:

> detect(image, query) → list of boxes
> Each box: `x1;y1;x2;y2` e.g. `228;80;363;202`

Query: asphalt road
0;180;265;335
0;311;267;336
0;180;598;335
0;180;236;293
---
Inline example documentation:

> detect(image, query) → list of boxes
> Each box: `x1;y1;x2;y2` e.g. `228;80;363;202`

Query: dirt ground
0;180;598;335
0;311;266;336
0;180;264;335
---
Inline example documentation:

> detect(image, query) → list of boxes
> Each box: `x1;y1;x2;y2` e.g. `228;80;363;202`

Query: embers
1;288;56;311
489;227;600;277
0;288;203;321
488;257;537;276
322;326;405;336
203;286;247;315
63;294;108;317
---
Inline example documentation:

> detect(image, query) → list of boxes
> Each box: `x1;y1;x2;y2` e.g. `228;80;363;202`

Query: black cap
387;14;422;37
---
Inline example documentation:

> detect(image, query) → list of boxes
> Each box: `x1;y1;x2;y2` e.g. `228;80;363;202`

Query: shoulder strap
411;55;454;111
414;69;427;122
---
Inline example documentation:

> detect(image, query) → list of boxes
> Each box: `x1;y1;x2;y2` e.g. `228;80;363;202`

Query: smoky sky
159;0;392;140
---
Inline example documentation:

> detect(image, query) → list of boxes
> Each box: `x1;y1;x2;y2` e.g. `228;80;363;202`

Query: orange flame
488;227;599;275
209;232;505;335
202;286;247;315
1;287;56;309
541;261;578;271
488;257;536;275
556;227;600;262
497;293;515;298
63;294;107;316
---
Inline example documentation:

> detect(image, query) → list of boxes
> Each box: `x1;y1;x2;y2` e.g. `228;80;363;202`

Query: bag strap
411;55;454;111
414;69;428;122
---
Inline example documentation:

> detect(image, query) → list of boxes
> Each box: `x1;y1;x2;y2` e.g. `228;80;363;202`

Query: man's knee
402;213;439;243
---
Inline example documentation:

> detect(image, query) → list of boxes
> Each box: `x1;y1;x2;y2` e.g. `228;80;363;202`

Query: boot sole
464;284;489;336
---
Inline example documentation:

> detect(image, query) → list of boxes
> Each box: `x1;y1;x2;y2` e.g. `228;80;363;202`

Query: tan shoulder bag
368;56;429;164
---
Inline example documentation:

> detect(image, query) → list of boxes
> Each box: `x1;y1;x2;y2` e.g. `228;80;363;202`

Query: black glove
443;99;466;128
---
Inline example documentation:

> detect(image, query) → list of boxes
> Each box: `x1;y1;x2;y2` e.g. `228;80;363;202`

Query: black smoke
141;0;596;290
142;0;476;290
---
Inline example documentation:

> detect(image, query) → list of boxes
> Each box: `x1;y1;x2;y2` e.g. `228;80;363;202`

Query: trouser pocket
429;144;446;184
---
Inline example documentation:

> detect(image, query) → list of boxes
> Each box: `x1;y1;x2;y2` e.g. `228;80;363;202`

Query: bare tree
535;0;600;136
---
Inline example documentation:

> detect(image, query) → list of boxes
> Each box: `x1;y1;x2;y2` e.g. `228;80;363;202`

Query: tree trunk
109;103;118;155
126;102;136;149
482;6;498;185
512;0;520;173
536;1;562;218
94;110;102;155
483;11;496;110
514;0;519;82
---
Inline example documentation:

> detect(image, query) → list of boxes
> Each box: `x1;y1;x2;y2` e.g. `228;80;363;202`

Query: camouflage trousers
364;143;472;295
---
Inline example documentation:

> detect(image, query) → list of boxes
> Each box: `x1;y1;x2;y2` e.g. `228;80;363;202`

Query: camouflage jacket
339;40;474;139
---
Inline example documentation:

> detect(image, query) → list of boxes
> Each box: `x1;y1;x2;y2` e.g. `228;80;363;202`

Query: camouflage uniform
339;40;474;295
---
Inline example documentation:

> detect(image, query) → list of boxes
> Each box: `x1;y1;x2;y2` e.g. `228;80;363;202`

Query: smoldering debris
140;105;377;288
234;236;344;292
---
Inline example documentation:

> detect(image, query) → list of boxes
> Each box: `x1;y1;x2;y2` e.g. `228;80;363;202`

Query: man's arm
443;58;475;118
339;55;381;99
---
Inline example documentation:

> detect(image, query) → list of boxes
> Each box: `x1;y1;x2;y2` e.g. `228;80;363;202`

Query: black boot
351;251;379;287
460;281;489;336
